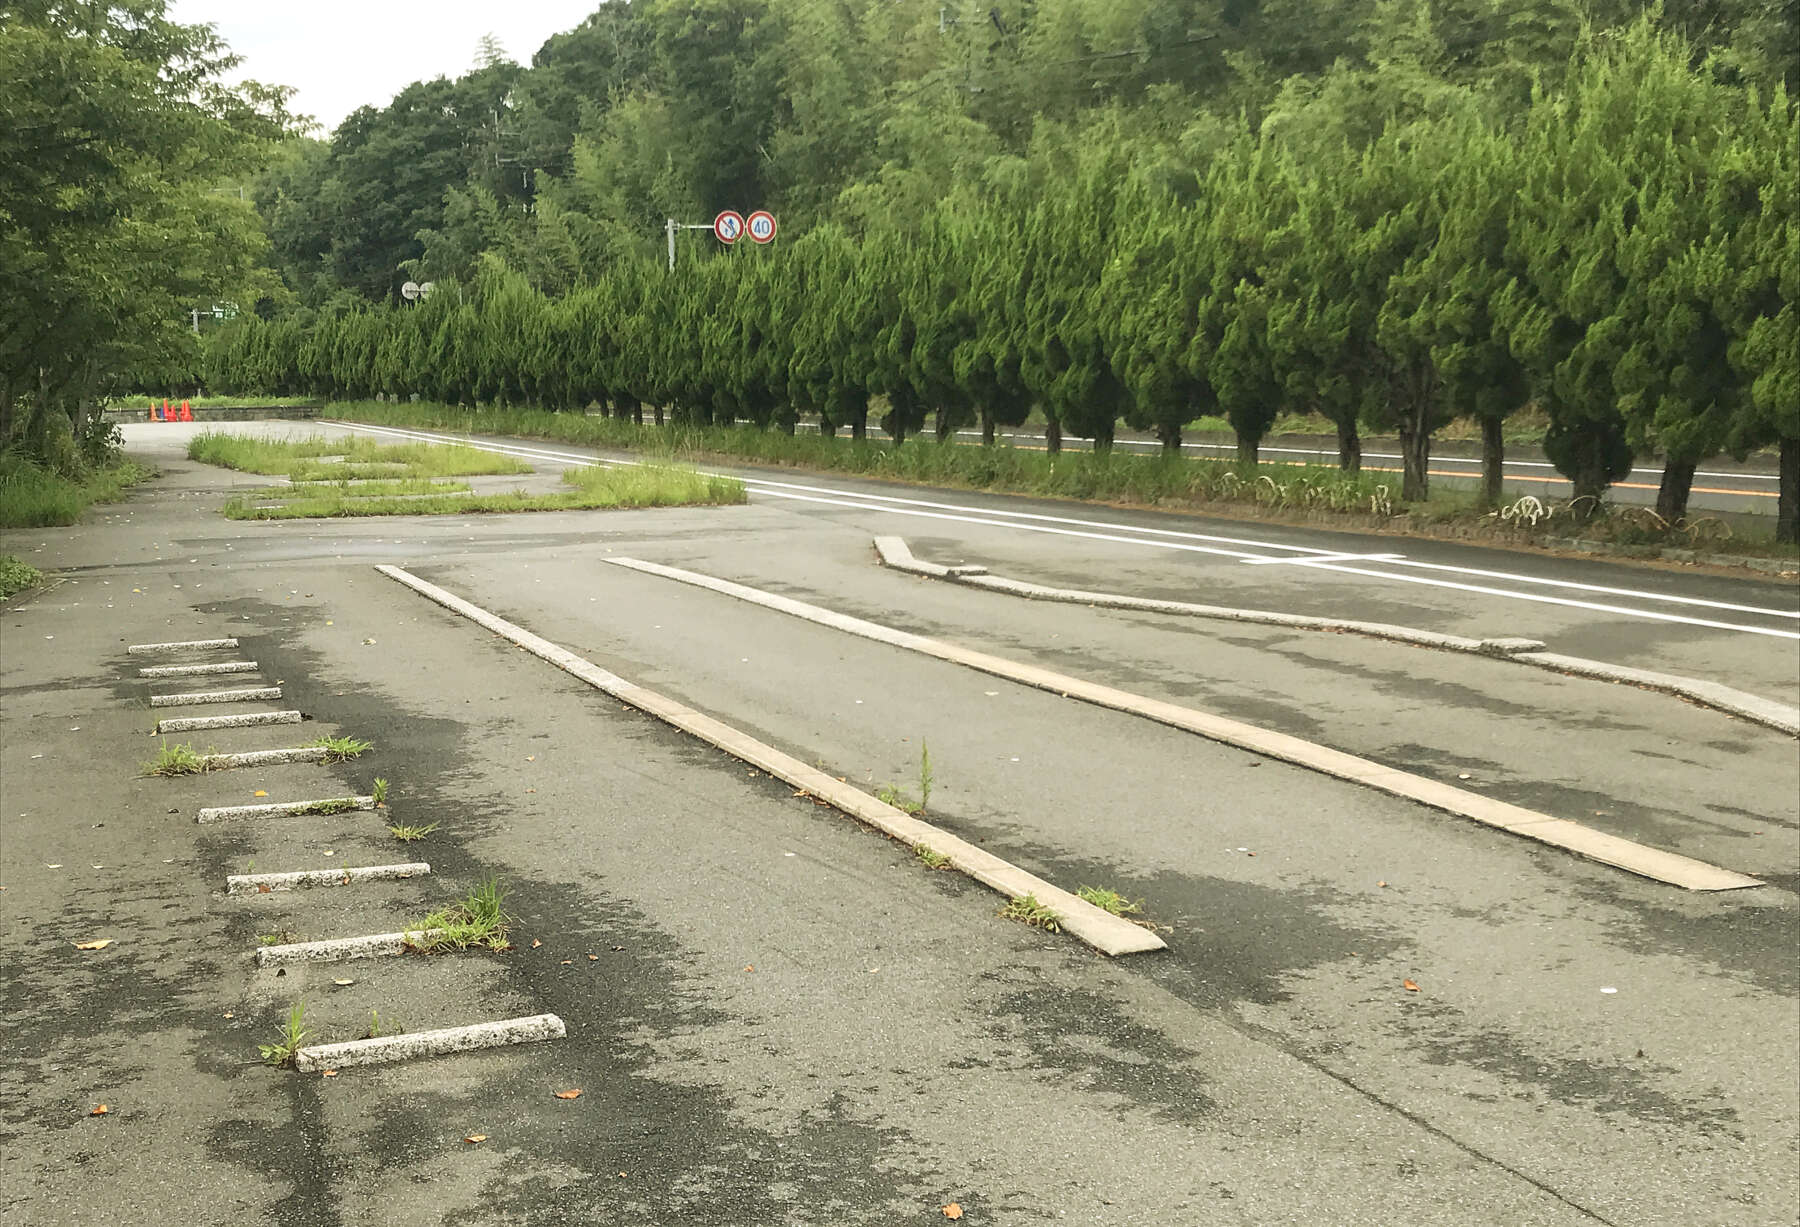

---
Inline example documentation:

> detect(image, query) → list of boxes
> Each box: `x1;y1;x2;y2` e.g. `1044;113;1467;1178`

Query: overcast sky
170;1;603;134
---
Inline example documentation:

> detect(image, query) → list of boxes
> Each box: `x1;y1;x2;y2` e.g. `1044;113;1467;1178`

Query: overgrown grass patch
244;478;472;498
308;735;372;762
389;821;437;842
407;878;513;952
220;462;743;519
143;740;208;776
0;555;44;598
1000;893;1062;933
188;432;531;480
0;458;154;528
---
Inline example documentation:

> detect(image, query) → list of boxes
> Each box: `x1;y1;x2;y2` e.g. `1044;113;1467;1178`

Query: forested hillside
6;1;1798;537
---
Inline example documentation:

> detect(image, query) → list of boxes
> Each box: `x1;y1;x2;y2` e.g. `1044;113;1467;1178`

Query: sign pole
666;218;677;272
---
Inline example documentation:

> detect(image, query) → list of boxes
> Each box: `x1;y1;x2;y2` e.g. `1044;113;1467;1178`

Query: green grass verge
0;555;44;598
221;463;744;519
0;459;154;528
188;432;532;479
241;479;473;498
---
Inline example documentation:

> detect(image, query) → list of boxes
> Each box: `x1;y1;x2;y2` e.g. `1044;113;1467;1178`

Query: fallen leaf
530;938;542;949
333;978;354;986
257;883;272;894
744;964;755;972
525;788;535;793
526;755;535;762
89;1105;108;1116
559;959;572;965
253;790;268;798
1402;979;1421;992
464;1134;488;1144
553;1089;582;1100
942;1204;964;1220
1377;880;1387;888
222;1012;234;1019
587;954;598;961
321;1069;338;1078
45;863;62;869
73;939;113;950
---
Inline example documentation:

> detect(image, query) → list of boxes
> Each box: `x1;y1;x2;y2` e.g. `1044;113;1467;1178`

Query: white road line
1374;556;1799;620
1245;552;1406;566
327;420;1799;638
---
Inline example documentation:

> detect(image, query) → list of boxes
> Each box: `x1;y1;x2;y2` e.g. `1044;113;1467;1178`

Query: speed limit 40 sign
746;210;777;244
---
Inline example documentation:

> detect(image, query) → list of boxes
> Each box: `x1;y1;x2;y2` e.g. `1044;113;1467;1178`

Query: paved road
2;422;1795;1226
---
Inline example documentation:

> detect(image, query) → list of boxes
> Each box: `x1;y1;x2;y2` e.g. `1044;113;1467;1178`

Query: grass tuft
1000;893;1063;933
308;735;372;762
0;555;44;597
258;1001;310;1068
914;845;951;869
388;820;437;842
372;777;389;807
1075;886;1145;918
143;739;207;776
407;878;513;952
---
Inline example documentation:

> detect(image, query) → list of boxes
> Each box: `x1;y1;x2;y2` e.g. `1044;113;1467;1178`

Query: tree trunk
1777;437;1797;545
632;403;643;426
820;417;836;439
1157;422;1181;455
891;415;907;448
653;403;664;427
1480;416;1504;507
781;416;796;436
935;408;953;443
851;406;867;440
1336;419;1361;472
1093;418;1114;452
1236;431;1260;466
981;411;995;446
1398;423;1430;502
1044;417;1062;456
1655;457;1697;524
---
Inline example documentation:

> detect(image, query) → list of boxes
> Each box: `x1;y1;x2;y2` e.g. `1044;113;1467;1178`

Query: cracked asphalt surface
2;422;1795;1225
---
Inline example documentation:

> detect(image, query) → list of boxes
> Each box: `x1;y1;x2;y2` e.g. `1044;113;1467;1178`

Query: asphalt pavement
2;422;1795;1226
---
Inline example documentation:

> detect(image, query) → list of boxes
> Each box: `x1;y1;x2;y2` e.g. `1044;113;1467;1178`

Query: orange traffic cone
148;402;156;421
179;400;192;422
162;398;172;422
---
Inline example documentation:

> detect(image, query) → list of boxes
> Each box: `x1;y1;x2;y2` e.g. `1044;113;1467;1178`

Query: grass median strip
190;432;532;479
221;462;745;520
605;556;1766;893
376;563;1165;957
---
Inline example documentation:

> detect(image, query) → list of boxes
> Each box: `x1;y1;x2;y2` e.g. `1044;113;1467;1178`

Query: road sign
746;210;777;244
713;211;745;245
401;281;422;301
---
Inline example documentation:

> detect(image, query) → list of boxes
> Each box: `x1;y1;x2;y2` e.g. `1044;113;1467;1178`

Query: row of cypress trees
206;23;1797;539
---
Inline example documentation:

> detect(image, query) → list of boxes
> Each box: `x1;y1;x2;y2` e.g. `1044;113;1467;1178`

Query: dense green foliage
2;0;293;475
210;12;1797;537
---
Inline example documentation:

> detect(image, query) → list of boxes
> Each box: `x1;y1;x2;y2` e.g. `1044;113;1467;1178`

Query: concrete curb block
875;536;1798;738
157;710;302;734
228;863;431;895
198;795;375;824
293;1013;566;1072
616;556;1763;893
139;660;259;679
198;746;331;771
151;686;282;708
377;564;1164;957
128;638;239;655
255;929;439;967
1513;652;1800;737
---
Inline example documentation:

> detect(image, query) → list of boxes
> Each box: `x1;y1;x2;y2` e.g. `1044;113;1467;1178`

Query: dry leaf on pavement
530;939;541;948
464;1134;488;1144
553;1089;582;1100
89;1105;108;1116
1403;979;1421;992
73;940;113;950
941;1204;963;1220
321;1070;338;1078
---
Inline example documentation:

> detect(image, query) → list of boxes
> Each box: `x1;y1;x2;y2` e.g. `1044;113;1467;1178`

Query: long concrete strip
376;564;1163;956
194;746;331;771
608;556;1765;893
157;710;302;734
138;660;259;679
875;536;1800;737
198;795;376;824
255;929;442;967
228;863;430;895
127;638;239;655
150;686;282;708
293;1014;566;1072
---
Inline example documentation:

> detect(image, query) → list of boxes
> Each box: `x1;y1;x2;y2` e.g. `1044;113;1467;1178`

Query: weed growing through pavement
389;820;437;842
295;797;362;815
1001;894;1062;933
372;777;389;807
1076;886;1145;918
406;878;513;952
256;930;300;945
259;1001;310;1068
143;739;207;776
918;741;933;811
914;845;951;869
309;735;373;762
875;783;922;815
364;1009;384;1039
